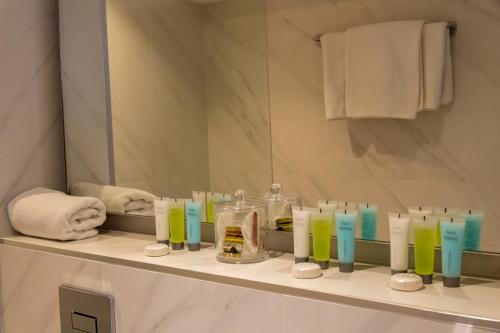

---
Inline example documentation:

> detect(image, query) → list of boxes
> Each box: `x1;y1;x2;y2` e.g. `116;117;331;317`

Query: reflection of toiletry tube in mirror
154;198;170;245
359;203;378;240
434;207;457;247
186;200;202;251
169;199;185;250
335;209;358;273
192;191;207;222
459;210;484;251
310;210;333;270
207;192;216;224
389;213;410;274
292;207;311;263
412;216;437;284
408;206;433;244
317;200;338;235
440;218;465;288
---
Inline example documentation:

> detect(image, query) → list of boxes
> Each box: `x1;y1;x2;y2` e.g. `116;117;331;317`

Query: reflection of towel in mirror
7;187;106;240
70;182;156;216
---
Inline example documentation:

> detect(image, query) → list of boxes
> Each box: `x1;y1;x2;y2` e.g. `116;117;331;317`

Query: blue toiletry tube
460;210;484;251
359;203;378;240
335;209;358;272
186;200;202;251
440;218;465;287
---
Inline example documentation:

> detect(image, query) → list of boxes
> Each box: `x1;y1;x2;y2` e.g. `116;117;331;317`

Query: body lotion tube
311;210;332;270
440;218;465;288
186;200;202;251
154;198;170;245
292;207;311;263
389;213;411;274
335;209;358;273
169;199;185;250
413;216;437;284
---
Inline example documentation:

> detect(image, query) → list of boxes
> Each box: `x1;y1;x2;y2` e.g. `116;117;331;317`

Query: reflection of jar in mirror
260;184;301;231
214;189;268;264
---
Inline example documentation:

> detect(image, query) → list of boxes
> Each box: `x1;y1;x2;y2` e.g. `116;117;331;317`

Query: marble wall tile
282;295;491;333
267;0;500;251
59;0;115;187
102;262;283;333
0;0;66;236
107;0;210;198
0;246;103;333
205;0;272;195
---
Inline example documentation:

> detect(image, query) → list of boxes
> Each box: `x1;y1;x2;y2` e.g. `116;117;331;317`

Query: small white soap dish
144;243;169;257
390;273;423;292
291;262;322;279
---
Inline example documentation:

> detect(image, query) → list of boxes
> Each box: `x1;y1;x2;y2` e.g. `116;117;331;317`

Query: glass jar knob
270;183;282;195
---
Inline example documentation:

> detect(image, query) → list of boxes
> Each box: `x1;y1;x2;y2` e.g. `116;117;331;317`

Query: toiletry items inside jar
260;184;301;231
215;189;268;264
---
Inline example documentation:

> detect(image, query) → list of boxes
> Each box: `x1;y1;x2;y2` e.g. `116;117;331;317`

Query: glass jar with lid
215;189;268;264
260;184;301;231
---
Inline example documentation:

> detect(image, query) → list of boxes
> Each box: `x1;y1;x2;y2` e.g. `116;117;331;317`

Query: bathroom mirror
61;0;500;254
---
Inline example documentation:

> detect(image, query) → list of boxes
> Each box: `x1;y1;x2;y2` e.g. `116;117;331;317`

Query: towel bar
313;21;457;43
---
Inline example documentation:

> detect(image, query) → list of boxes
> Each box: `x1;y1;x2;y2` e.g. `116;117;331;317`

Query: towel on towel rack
70;182;156;215
7;187;106;240
321;32;346;119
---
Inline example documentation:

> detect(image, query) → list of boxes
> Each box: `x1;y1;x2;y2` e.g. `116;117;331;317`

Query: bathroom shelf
2;231;500;331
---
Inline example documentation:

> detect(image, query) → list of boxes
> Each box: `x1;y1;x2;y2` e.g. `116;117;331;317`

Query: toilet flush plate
59;285;115;333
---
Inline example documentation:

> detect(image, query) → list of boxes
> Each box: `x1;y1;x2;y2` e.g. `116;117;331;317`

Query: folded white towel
70;182;156;215
321;32;346;119
421;22;454;110
7;188;106;240
345;20;425;119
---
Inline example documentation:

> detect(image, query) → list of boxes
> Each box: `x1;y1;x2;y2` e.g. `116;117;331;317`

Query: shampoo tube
408;206;433;244
310;210;333;270
186;200;202;251
292;207;311;263
207;192;216;224
169;199;185;250
335;209;358;273
412;216;437;284
389;213;410;274
192;191;207;222
359;203;378;241
440;218;465;287
317;200;338;236
154;198;170;245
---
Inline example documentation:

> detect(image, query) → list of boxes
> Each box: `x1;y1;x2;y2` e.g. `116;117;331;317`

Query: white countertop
2;230;500;329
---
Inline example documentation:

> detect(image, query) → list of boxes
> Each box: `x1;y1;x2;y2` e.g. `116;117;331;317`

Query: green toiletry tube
460;210;484;251
169;199;185;250
311;210;333;270
413;216;437;284
441;218;465;288
359;203;377;241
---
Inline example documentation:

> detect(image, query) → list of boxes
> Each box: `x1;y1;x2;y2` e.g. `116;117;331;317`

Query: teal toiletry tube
359;203;378;240
154;198;170;245
292;207;311;263
186;200;202;251
389;213;411;274
459;210;484;251
335;209;358;273
440;218;465;288
192;191;206;222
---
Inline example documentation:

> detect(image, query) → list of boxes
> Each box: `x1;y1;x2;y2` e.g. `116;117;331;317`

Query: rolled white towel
70;182;156;215
7;188;106;241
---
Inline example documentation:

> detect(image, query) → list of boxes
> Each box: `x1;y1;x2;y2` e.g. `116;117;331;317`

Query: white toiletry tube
292;207;311;263
192;191;206;222
389;213;411;274
154;198;170;245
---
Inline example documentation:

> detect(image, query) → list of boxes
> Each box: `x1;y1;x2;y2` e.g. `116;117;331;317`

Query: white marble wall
205;0;272;195
0;245;492;333
107;0;210;198
268;0;500;251
60;0;115;187
0;0;66;236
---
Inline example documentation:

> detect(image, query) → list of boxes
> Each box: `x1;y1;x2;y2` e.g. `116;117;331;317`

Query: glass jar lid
215;189;266;213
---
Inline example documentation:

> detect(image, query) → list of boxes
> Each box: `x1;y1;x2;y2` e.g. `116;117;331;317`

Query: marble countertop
2;230;500;330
